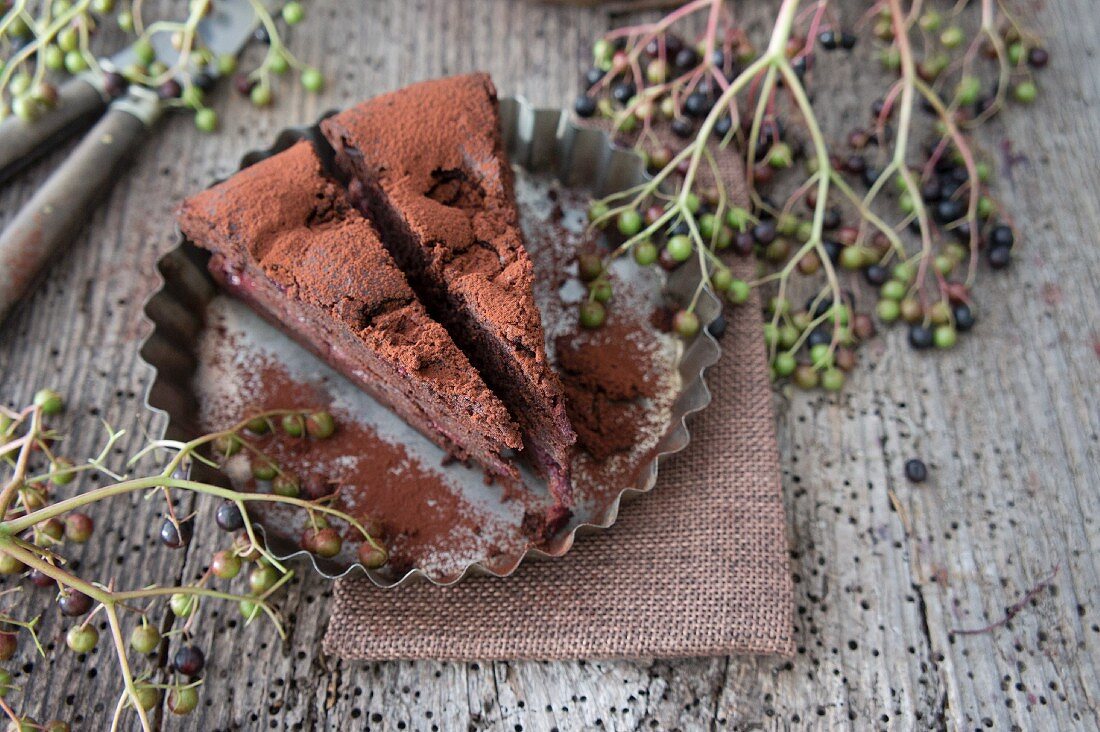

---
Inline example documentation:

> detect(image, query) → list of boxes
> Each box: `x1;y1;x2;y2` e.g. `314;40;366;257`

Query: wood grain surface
1;0;1097;729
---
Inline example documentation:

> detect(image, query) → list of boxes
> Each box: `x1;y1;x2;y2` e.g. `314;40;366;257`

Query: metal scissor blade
109;0;262;79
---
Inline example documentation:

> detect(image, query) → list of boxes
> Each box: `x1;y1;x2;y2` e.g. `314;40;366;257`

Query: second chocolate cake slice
177;140;523;478
321;73;577;521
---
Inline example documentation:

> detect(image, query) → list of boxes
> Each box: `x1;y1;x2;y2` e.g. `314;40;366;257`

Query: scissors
0;0;264;323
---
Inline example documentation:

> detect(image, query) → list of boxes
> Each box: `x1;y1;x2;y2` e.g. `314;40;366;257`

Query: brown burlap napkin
323;272;794;660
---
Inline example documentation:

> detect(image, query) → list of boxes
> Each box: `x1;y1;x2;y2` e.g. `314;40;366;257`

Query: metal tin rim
139;96;723;587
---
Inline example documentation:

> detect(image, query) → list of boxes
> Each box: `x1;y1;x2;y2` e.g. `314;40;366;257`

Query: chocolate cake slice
320;73;577;520
177;140;523;478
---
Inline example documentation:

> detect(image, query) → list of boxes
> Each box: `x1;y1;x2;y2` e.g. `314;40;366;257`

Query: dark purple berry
103;72;127;98
215;502;244;532
573;95;596;118
673;47;698;69
684;92;711;118
839;32;858;50
173;645;205;677
1027;47;1049;68
864;264;889;286
752;220;777;245
157;79;182;99
807;328;832;348
818;30;838;50
584;67;603;88
714;115;732;137
934;198;964;223
160;517;193;549
953;303;975;332
59;590;93;617
904;458;928;483
989;224;1014;249
987;246;1011;269
670;116;694;139
908;324;934;350
610;82;635;104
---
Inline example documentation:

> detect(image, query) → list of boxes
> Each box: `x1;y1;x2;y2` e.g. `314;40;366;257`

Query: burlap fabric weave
324;261;793;660
324;115;792;659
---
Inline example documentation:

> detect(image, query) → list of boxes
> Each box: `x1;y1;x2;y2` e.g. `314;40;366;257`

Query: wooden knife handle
0;75;108;186
0;101;153;323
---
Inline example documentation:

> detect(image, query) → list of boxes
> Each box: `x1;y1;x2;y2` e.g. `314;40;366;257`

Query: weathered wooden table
1;1;1097;729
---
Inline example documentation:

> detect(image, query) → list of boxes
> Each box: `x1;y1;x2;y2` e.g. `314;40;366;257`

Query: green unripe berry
839;246;869;270
1008;42;1025;66
881;279;906;301
766;142;793;168
250;84;272;107
117;10;134;32
1013;80;1037;104
672;310;700;339
169;687;199;715
170;593;196;617
587;201;609;225
44;45;65;70
933;325;957;349
934;254;954;275
727;279;750;305
809;343;834;368
892;261;914;284
876;299;900;322
194;107;218;132
617;209;642;236
682;192;700;214
919;11;942;32
763;323;778;347
281;414;305;437
711;267;732;292
57;27;79;53
820;368;845;391
955;76;981;106
777;325;799;350
579;301;606;329
698;213;717;240
592;38;613;65
66;625;98;653
282;1;305;24
133;685;159;711
181;86;204;108
249;564;279;595
305;411;336;439
633;240;658;266
50;457;75;485
134;39;156;66
272;474;300;497
665;235;692;262
64;50;89;74
130;623;161;654
212;433;241;456
33;388;63;415
251;460;277;481
301;68;325;92
940;26;965;49
590;280;612;304
726;207;750;232
268;52;290;74
767;296;789;316
774;352;796;377
0;669;10;698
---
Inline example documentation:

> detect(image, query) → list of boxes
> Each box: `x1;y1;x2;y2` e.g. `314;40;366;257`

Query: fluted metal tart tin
140;97;722;587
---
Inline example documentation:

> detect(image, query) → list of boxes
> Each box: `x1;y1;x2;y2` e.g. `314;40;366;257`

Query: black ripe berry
989;224;1014;249
987;246;1011;270
215;502;244;532
752;220;777;245
714;115;732;137
905;458;928;483
573;95;596;118
59;590;93;617
610;82;636;105
173;645;206;677
706;314;727;340
908;324;934;350
839;32;858;50
673;47;698;70
953;303;976;332
684;92;711;118
807;328;832;348
864;264;889;286
160;517;194;549
934;198;964;224
671;116;694;139
818;30;838;50
584;67;604;88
